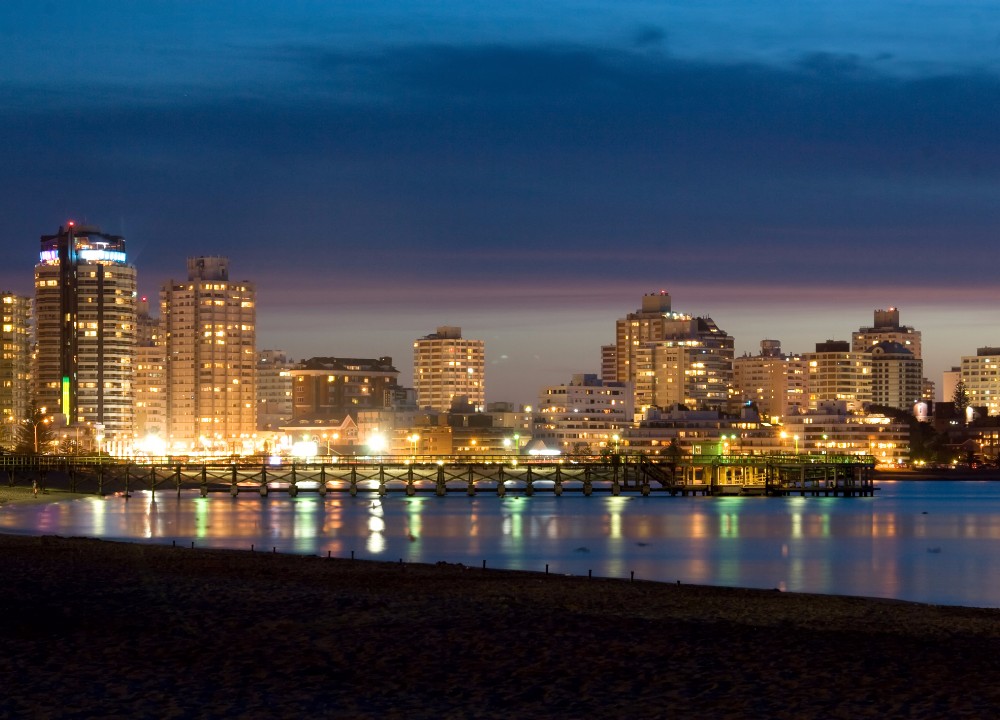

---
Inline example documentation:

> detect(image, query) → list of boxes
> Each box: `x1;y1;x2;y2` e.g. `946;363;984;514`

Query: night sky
3;2;999;404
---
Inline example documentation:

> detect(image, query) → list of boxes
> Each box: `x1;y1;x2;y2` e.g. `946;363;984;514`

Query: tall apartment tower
1;292;32;437
960;348;1000;416
613;291;734;413
134;296;166;440
161;257;256;453
34;223;136;447
413;326;485;412
870;341;923;410
803;340;872;412
733;340;807;421
257;349;294;431
852;308;921;358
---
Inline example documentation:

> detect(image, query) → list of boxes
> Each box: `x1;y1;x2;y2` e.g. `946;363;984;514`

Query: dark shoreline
3;533;1000;718
876;469;1000;481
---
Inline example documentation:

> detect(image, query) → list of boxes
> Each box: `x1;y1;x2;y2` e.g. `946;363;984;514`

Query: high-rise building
803;341;872;412
613;292;734;413
733;340;806;421
34;223;136;447
134;297;166;441
413;327;485;412
1;292;32;442
852;308;922;358
961;348;1000;416
257;349;294;431
161;257;256;453
870;341;923;410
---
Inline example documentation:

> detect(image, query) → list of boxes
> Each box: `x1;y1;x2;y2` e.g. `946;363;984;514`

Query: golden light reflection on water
5;483;1000;606
293;499;320;553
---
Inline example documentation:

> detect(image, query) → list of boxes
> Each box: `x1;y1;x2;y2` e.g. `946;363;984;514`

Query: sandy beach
2;526;1000;719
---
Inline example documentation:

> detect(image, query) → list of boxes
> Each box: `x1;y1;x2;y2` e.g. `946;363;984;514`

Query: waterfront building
852;307;922;358
413;326;485;412
161;257;256;454
34;223;136;447
533;373;632;455
257;349;294;431
291;356;401;422
782;401;909;466
134;297;166;443
623;406;778;457
870;341;923;411
803;341;871;412
960;348;1000;416
732;340;807;422
612;291;734;414
278;414;359;457
0;292;32;444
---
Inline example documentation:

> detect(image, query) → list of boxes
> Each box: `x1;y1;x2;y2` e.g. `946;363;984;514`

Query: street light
793;434;800;454
27;407;50;454
407;433;420;458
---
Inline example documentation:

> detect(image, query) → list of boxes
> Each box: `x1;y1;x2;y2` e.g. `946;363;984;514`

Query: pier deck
1;454;877;498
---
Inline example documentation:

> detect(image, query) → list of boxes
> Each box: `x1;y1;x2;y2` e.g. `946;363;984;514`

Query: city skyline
3;3;999;403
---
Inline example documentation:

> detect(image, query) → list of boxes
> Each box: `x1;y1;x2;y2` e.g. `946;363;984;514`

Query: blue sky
2;2;999;403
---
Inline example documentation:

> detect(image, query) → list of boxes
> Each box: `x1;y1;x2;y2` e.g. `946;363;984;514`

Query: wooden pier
0;453;877;498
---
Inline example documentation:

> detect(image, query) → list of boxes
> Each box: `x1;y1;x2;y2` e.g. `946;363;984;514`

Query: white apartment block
961;348;1000;416
870;342;923;410
782;401;909;466
533;373;632;454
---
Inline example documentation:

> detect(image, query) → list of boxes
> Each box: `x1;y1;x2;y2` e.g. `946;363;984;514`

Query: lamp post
793;434;800;454
408;433;420;458
28;407;50;454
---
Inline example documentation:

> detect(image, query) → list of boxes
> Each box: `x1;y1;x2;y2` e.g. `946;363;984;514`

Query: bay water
3;480;999;608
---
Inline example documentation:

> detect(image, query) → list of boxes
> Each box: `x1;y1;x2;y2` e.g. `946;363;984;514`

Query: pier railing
1;452;877;498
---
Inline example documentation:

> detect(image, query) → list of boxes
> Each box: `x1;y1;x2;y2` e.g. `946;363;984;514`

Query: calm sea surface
3;480;1000;608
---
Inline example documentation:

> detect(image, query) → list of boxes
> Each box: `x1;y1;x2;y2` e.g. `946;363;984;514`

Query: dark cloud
1;42;999;298
632;25;667;49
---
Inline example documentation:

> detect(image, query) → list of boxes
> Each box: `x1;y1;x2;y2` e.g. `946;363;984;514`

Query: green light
61;376;71;418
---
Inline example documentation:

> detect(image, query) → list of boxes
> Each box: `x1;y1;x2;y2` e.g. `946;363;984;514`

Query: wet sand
2;532;1000;719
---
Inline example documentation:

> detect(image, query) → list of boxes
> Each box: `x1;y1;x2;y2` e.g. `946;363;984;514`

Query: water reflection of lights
366;514;386;554
142;493;156;538
293;499;320;553
88;496;107;537
605;497;629;540
405;498;423;540
5;482;1000;607
194;497;210;539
